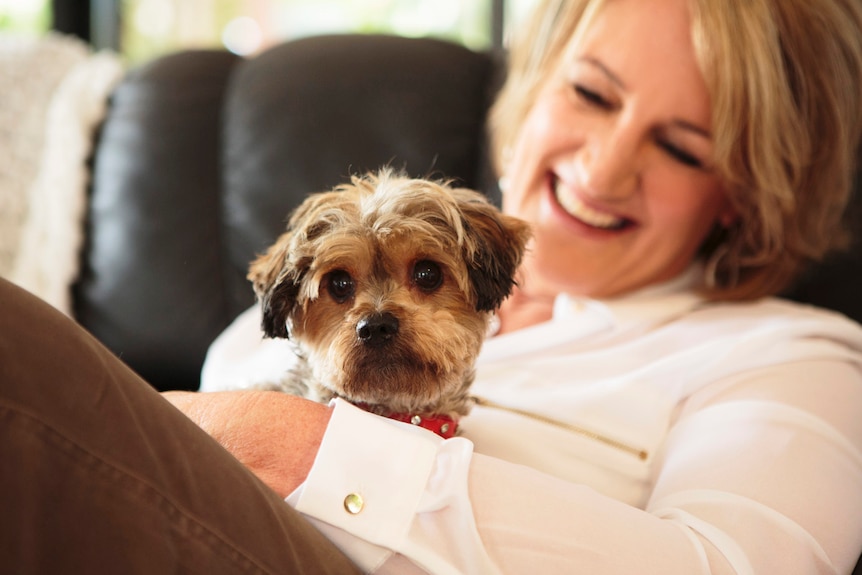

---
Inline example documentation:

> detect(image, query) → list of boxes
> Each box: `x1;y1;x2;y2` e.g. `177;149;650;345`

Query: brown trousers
0;278;362;574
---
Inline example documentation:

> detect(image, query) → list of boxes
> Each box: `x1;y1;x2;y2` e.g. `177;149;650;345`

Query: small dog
248;169;530;437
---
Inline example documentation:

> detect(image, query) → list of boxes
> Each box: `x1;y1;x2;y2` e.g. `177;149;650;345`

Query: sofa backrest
73;35;499;391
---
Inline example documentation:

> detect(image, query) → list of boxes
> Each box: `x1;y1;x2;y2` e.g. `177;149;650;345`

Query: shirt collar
554;265;704;331
479;266;704;363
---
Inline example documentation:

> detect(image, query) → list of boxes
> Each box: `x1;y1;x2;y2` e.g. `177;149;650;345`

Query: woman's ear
717;190;740;229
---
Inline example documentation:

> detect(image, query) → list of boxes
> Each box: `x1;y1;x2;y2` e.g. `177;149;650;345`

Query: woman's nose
575;125;639;201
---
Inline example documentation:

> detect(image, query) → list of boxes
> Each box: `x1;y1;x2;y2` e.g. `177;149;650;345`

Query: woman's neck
496;286;556;335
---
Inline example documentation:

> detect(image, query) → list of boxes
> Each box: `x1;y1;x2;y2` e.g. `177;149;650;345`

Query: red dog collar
355;404;458;439
386;412;459;439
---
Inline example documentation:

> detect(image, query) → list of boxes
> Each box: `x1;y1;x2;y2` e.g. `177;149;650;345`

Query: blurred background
0;0;539;62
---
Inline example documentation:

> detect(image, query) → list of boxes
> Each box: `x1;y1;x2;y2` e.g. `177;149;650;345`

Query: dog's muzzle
356;312;399;347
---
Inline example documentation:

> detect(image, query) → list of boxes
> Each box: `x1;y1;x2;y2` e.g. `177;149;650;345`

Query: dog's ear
247;234;306;339
456;190;532;312
248;191;342;338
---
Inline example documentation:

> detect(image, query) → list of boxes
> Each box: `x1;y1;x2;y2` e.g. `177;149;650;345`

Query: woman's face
503;0;736;299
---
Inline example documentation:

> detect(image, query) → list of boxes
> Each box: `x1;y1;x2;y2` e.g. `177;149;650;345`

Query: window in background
0;0;541;63
122;0;497;64
0;0;51;36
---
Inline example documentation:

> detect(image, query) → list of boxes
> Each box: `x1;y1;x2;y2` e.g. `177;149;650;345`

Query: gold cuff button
344;493;364;515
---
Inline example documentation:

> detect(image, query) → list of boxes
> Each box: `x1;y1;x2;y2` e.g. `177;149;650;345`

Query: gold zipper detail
471;396;649;461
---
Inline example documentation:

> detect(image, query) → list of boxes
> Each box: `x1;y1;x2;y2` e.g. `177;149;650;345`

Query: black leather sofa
67;33;861;572
73;33;862;393
72;35;500;392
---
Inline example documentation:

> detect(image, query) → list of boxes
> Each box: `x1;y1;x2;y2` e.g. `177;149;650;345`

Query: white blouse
201;272;862;574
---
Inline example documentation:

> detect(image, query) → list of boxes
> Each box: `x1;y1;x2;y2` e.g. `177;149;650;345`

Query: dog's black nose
356;312;399;347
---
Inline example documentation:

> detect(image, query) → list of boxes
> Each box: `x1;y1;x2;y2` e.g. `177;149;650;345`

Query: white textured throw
1;34;124;314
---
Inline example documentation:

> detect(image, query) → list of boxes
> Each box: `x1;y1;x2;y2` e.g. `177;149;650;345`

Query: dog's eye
326;270;355;303
413;260;443;292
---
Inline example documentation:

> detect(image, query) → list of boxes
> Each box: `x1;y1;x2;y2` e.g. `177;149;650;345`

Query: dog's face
248;171;530;413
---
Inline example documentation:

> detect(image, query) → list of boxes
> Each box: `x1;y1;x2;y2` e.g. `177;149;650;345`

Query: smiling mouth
553;178;630;231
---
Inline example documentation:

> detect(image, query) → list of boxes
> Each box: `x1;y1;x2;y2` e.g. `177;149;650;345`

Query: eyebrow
578;57;713;140
579;56;626;89
672;119;711;139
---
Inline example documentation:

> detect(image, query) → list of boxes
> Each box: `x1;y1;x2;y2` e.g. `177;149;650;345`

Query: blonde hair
489;0;862;300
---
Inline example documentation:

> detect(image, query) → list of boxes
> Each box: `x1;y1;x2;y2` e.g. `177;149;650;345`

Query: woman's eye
574;84;613;110
326;270;355;302
413;260;443;292
659;141;705;169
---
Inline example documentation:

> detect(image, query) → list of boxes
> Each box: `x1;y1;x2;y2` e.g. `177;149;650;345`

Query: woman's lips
552;176;631;231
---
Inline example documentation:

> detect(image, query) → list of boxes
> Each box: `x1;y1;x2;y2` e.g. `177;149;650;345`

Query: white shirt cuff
288;398;442;571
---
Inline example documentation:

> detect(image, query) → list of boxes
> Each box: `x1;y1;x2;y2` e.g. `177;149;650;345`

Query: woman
489;0;861;308
4;0;862;573
197;0;862;572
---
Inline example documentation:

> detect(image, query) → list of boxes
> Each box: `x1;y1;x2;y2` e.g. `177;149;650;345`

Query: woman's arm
162;390;331;497
308;369;862;574
167;362;862;574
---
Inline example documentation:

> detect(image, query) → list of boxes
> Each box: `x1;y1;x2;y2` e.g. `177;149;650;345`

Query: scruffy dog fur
248;170;530;422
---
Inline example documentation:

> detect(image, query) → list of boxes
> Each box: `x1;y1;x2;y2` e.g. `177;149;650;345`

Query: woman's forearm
162;390;332;497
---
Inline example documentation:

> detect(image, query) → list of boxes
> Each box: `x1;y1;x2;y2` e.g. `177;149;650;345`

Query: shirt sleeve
199;305;296;392
288;358;862;575
289;400;709;574
468;359;862;574
647;359;862;574
287;398;499;574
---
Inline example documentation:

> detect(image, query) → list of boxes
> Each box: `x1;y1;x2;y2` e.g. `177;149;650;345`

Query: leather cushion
74;50;241;390
220;34;496;318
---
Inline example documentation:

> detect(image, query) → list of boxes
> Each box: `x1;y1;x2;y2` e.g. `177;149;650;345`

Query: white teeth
554;180;625;230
